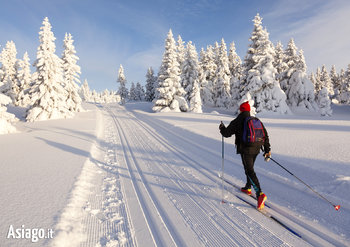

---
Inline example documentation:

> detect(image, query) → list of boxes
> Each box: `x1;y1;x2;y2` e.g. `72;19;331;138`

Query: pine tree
181;41;202;112
135;82;145;101
79;79;91;102
129;82;136;100
340;65;350;104
280;38;299;93
320;65;334;96
153;29;187;112
145;67;157;101
62;33;82;112
241;14;290;114
26;17;71;122
0;41;18;102
177;35;186;74
274;41;288;82
16;52;32;106
329;65;341;102
117;64;128;104
317;87;332;116
199;46;216;106
228;41;242;109
214;38;231;108
313;67;323;94
285;50;318;110
0;93;17;134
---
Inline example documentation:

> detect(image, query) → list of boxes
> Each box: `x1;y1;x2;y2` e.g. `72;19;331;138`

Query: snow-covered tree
241;14;290;114
26;17;71;122
340;65;350;104
285;50;318;110
329;65;341;102
153;29;188;112
0;41;18;102
0;93;17;134
62;33;82;112
135;82;145;101
79;79;91;102
177;35;186;72
280;38;300;93
319;65;334;96
129;82;136;100
145;67;157;102
199;46;216;106
117;64;128;104
317;87;332;116
228;41;243;108
214;38;231;108
313;67;323;94
274;41;288;82
181;41;202;112
16;52;32;107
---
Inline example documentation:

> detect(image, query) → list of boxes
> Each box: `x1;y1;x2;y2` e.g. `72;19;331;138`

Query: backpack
242;116;266;146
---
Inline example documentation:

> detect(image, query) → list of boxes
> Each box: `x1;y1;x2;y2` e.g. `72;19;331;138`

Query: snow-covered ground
1;102;349;246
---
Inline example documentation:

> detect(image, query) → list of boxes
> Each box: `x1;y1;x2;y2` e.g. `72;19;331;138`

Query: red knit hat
240;101;251;112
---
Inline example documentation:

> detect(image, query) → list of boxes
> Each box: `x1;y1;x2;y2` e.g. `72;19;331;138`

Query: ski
219;176;302;239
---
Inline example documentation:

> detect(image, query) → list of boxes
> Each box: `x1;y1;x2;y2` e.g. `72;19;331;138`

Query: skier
219;101;271;210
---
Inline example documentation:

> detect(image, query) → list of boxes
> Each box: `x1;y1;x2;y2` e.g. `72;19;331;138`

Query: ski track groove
79;112;135;247
107;106;181;247
127;107;347;247
108;105;299;246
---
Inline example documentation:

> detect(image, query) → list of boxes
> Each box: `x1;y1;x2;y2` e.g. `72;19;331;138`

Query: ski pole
221;122;225;204
269;156;340;211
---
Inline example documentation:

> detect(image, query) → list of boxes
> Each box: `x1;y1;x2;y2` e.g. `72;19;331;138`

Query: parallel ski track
111;105;308;246
106;106;181;247
126;107;347;247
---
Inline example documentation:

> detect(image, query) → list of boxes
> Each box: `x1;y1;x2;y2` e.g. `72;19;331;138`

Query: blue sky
1;0;350;91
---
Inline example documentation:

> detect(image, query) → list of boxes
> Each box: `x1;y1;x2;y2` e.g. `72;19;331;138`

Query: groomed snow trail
94;104;309;247
50;103;349;247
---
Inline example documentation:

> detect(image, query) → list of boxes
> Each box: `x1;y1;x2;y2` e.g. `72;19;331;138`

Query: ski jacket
220;111;271;155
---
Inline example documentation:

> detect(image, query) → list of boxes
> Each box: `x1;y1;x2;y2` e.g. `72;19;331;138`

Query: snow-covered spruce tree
117;64;128;104
214;38;231;108
16;52;32;107
153;29;188;112
319;65;334;97
145;67;157;102
0;41;18;102
280;38;299;93
313;67;323;94
274;41;288;82
79;79;92;102
62;33;82;112
317;87;332;116
199;46;216;106
241;14;290;114
285;50;318;110
177;35;186;73
135;82;145;101
181;41;202;112
340;65;350;104
228;41;243;109
0;93;18;134
26;17;71;122
329;65;341;103
129;82;136;100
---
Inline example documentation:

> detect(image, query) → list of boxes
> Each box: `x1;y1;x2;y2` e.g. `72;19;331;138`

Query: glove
219;122;225;130
264;151;271;162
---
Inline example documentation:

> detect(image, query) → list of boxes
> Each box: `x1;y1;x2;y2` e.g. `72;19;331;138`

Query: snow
1;102;350;246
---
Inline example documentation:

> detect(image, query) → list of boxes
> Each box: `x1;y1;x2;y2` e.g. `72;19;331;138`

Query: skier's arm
262;124;271;153
220;119;238;138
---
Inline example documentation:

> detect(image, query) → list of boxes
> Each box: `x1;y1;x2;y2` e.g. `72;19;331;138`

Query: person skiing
219;101;271;210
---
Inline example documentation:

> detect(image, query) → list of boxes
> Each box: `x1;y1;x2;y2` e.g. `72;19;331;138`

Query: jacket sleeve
220;118;239;138
262;123;271;153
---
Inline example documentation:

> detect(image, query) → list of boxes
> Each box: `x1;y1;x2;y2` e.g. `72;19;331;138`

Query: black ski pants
241;153;261;194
